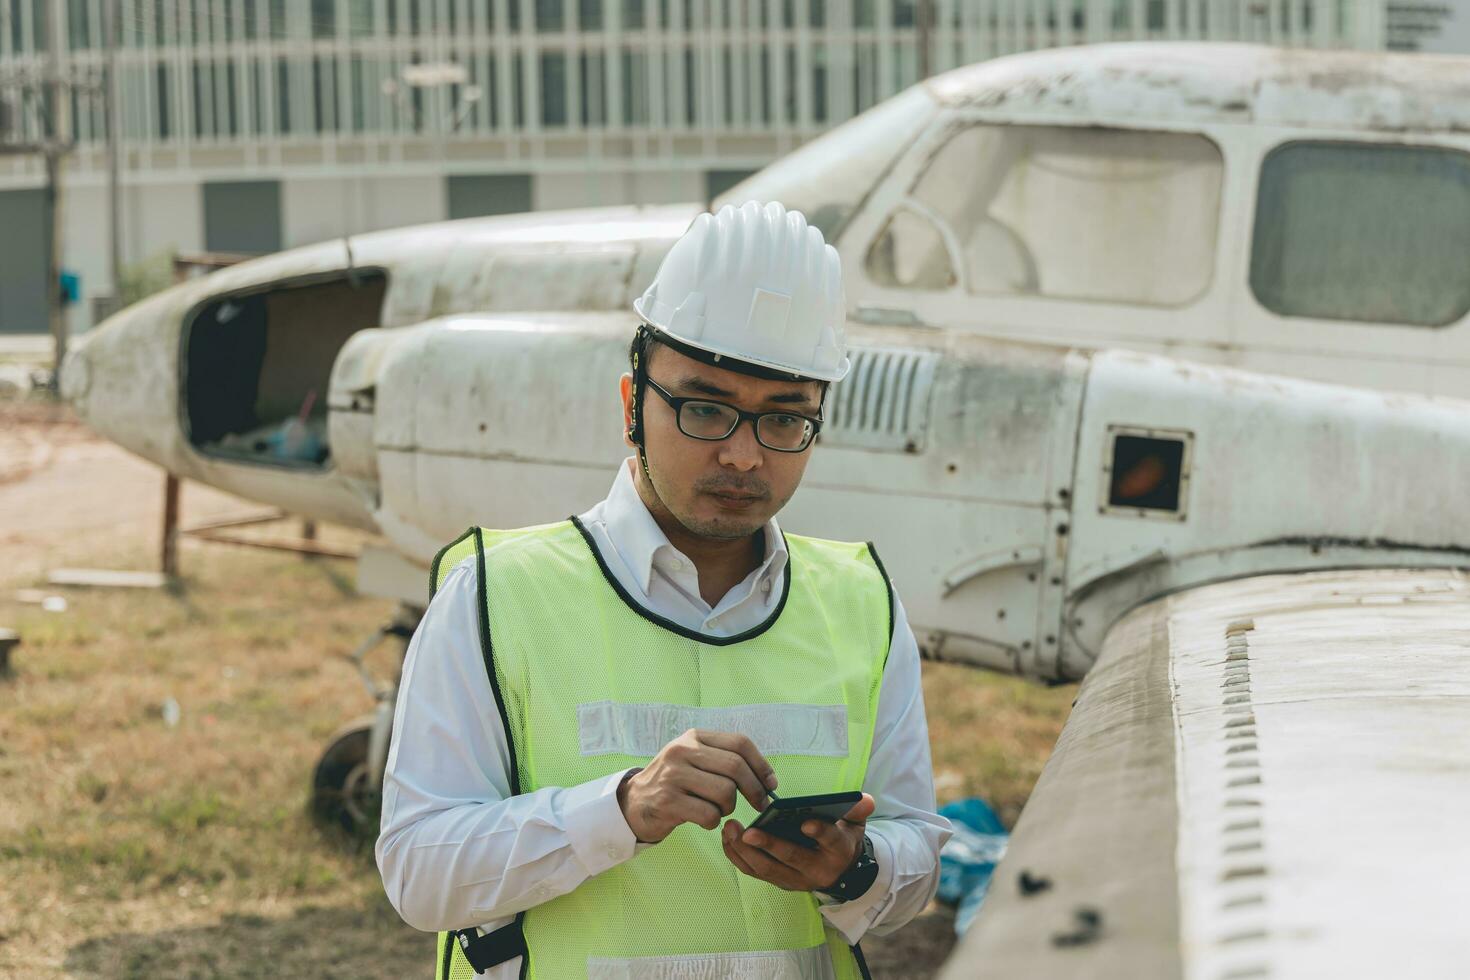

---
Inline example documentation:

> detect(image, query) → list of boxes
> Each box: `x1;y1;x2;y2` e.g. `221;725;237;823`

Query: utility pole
916;0;934;80
41;0;71;380
0;0;88;372
105;0;122;315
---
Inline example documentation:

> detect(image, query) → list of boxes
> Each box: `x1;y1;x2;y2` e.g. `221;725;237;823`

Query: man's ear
620;373;636;448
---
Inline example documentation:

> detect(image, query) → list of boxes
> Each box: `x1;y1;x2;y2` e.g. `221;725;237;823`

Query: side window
1250;142;1470;327
865;125;1224;307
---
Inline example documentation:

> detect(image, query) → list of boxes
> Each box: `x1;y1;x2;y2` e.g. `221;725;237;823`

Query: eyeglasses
643;376;822;453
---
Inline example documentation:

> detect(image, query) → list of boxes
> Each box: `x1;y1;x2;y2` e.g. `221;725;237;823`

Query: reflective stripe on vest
429;518;892;979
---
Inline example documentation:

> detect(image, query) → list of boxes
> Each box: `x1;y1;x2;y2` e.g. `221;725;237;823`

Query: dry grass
0;512;1073;977
924;664;1077;827
0;544;424;977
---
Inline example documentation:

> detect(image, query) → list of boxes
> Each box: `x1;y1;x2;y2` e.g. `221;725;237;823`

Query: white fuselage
61;44;1470;680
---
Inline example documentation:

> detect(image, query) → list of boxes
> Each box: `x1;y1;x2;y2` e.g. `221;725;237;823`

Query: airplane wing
942;566;1470;979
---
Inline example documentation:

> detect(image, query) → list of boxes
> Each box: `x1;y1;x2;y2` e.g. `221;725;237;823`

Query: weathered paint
938;593;1184;980
1059;347;1470;678
811;44;1470;399
323;311;1470;684
943;567;1470;979
925;43;1470;134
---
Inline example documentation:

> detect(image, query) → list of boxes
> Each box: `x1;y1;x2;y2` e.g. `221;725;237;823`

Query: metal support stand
161;471;179;578
0;629;18;674
158;472;352;580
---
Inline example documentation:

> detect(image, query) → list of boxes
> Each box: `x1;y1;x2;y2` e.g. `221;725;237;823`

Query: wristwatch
817;834;879;903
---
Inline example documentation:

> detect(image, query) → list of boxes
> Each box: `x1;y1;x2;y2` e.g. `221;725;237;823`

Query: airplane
60;42;1470;976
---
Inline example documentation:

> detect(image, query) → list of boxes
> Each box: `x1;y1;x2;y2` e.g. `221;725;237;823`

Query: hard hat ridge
633;200;850;383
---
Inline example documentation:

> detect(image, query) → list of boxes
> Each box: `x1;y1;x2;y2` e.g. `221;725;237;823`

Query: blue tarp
936;797;1009;936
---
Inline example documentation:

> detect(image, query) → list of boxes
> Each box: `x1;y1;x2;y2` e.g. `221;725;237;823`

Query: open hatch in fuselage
183;271;388;469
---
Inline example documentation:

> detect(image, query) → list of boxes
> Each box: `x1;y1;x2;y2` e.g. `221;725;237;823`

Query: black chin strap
627;326;654;483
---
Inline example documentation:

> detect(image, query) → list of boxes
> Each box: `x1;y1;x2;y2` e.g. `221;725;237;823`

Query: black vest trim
567;515;793;647
471;528;530;978
864;541;897;670
429;526;478;600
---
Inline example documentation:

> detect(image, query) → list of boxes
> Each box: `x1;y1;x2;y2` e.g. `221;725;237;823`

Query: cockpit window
1250;141;1470;328
712;85;938;243
867;125;1223;307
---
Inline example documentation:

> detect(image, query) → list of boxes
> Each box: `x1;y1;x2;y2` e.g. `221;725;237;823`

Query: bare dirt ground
0;401;255;581
0;397;1074;978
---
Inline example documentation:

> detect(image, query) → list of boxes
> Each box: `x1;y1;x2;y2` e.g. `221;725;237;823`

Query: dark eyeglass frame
643;376;823;453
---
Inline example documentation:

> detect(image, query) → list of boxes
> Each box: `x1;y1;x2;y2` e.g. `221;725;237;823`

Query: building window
511;52;525;129
1250;141;1470;327
812;46;827;123
868;125;1222;306
250;61;265;135
311;0;336;37
348;0;375;36
275;58;291;134
66;0;89;49
155;63;172;138
350;56;366;131
683;48;696;126
580;52;606;126
313;56;338;133
621;50;647;126
446;174;534;218
537;0;564;31
541;52;567;126
191;61;205;138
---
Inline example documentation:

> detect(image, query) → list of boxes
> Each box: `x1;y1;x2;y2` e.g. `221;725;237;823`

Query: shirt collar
602;457;788;598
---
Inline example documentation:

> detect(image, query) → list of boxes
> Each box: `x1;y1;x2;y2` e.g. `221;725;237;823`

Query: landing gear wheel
311;721;382;837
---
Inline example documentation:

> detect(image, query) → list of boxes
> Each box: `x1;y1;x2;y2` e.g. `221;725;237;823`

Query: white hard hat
634;201;850;383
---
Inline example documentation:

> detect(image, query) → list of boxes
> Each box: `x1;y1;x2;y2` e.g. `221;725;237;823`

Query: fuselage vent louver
821;347;939;453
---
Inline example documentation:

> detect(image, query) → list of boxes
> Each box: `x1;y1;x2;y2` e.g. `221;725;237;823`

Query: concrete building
0;0;1413;333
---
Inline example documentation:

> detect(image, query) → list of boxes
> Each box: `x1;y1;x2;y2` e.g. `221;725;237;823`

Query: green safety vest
428;517;893;980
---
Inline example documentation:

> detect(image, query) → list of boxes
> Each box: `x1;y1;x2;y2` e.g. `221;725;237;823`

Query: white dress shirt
376;458;951;974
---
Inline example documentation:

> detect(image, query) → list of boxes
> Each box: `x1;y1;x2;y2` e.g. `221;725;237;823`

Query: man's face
620;343;825;540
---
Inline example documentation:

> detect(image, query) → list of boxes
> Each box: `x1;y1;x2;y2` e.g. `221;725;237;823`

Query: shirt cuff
562;769;641;877
817;829;897;944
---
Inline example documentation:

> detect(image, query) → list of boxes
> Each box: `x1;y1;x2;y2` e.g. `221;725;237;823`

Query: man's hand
721;794;876;892
617;729;778;844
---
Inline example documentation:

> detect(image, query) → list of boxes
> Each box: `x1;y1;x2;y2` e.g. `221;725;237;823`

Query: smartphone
746;791;863;849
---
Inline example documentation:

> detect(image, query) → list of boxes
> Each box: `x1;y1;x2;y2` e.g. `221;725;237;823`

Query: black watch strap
818;834;879;903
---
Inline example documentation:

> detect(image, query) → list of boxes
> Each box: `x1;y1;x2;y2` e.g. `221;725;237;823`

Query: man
377;201;950;979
